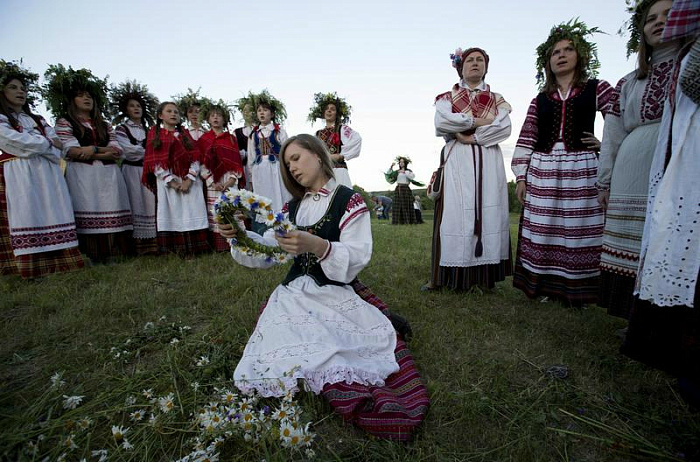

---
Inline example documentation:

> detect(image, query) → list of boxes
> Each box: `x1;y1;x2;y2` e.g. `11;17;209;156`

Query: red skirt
15;248;85;279
0;165;19;275
157;229;210;257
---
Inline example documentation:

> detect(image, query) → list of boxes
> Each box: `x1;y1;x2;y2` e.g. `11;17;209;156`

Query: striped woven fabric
392;184;417;225
320;279;429;441
15;248;85;279
157;229;210;257
0;166;19;276
78;231;133;263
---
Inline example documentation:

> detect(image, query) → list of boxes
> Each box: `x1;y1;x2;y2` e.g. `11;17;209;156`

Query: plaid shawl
142;126;198;189
198;130;243;183
437;83;511;119
662;0;700;41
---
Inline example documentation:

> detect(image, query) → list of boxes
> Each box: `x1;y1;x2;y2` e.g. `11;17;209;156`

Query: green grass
1;215;699;461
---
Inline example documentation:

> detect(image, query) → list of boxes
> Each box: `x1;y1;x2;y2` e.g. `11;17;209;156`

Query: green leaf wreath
307;92;352;125
42;64;110;119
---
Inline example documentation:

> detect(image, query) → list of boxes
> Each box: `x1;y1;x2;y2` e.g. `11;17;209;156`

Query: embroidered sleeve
320;193;372;283
597;77;628;189
187;161;200;180
55;118;81;156
596;79;616;117
339;125;362;161
511;97;539;181
0;114;52;158
106;124;122;155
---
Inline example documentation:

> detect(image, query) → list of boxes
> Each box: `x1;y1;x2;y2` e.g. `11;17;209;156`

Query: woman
244;90;291;213
385;156;423;225
174;89;207;142
219;134;428;440
622;0;700;406
0;60;84;278
143;102;209;256
111;80;159;256
198;101;243;251
597;0;681;319
425;47;512;291
308;92;362;188
47;65;134;264
511;20;615;306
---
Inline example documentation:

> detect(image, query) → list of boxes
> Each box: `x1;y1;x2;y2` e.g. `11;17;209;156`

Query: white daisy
62;395;84;410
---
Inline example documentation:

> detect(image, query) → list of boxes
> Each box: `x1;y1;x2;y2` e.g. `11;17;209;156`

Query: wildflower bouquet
213;188;295;264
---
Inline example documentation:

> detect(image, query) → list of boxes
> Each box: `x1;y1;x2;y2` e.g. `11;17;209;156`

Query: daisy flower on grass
130;409;146;421
158;392;176;413
91;449;108;462
50;371;66;388
61;433;78;451
62;395;84;410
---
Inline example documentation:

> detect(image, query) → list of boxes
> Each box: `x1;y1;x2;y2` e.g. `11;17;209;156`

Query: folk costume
596;12;682;318
173;88;209;142
231;179;429;440
45;65;133;263
430;49;513;290
308;92;362;188
198;129;244;251
0;61;84;278
111;81;159;255
622;4;700;388
511;21;615;306
385;157;423;225
143;125;209;256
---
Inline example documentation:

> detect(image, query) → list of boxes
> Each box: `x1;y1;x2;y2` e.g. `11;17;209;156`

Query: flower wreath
213;188;295;264
307;92;352;125
42;64;110;119
535;18;602;90
0;59;41;109
619;0;656;58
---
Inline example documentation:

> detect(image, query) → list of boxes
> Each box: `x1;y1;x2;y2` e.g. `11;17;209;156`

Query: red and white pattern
0;112;81;257
512;81;613;288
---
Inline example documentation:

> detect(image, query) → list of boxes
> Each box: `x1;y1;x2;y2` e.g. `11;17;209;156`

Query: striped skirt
513;144;603;305
392;184;417;225
0;165;19;276
157;229;210;257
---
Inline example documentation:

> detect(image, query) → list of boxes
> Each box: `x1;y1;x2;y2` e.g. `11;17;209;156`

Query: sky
2;0;637;191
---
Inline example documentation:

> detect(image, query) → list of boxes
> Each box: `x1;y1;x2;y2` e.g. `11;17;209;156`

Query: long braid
177;123;194;151
153;122;162;150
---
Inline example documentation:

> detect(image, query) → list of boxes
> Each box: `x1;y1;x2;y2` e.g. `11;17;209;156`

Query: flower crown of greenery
234;93;255;127
238;90;287;124
172;87;215;121
307;92;352;124
198;99;235;127
0;59;41;109
394;155;412;165
109;80;159;126
42;64;109;118
619;0;656;58
535;18;603;89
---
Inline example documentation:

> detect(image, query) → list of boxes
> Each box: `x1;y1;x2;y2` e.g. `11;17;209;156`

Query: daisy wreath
213;189;295;263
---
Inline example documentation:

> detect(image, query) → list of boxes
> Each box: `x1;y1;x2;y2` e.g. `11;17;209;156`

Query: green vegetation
1;216;698;461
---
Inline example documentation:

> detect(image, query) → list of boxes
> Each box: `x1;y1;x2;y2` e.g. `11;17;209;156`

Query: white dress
636;50;700;308
115;120;157;239
56;118;133;235
154;156;208;232
247;123;292;211
0;113;79;255
232;179;399;397
434;81;512;267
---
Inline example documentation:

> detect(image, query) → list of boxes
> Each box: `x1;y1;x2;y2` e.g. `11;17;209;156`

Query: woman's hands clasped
275;230;328;257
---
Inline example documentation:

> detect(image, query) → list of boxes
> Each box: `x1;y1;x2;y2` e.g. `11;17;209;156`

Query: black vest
281;185;356;287
234;127;248;152
533;79;598;153
70;119;109;148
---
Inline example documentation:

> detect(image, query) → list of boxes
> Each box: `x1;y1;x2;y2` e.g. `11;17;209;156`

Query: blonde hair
279;134;335;199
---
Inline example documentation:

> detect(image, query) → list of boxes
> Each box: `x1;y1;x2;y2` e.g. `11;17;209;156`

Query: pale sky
2;0;636;191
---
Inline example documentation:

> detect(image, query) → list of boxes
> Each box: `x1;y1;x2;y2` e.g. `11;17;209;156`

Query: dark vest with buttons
281;185;356;287
533;79;598;153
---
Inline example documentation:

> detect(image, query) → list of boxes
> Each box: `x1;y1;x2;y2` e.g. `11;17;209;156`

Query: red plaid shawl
198;130;243;183
142;127;198;189
436;83;510;120
662;0;700;42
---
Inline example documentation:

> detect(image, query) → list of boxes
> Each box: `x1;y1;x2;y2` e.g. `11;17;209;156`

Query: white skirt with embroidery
233;276;399;397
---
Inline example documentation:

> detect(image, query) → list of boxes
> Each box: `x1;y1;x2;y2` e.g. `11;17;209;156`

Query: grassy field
1;215;699;461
